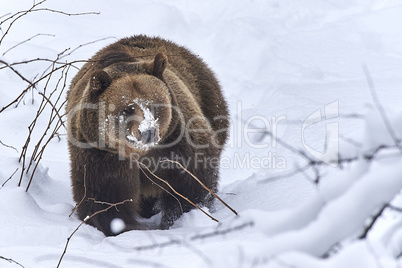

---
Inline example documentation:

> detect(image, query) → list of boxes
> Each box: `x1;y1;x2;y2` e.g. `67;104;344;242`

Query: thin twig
363;64;402;154
0;59;34;87
1;168;19;188
0;255;25;268
133;158;219;223
37;91;66;128
161;159;237;216
358;203;388;239
388;204;402;213
260;137;399;184
133;221;253;251
57;199;133;268
59;36;115;61
87;198;125;209
0;0;46;25
0;13;11;21
0;0;99;45
0;140;18;153
0;58;92;114
40;37;115;76
2;33;55;56
0;58;70;70
0;0;47;45
18;8;99;18
137;163;183;214
69;165;87;217
26;109;66;191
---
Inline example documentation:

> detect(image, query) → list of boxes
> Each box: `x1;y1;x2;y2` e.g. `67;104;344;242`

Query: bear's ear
146;53;168;79
90;70;112;96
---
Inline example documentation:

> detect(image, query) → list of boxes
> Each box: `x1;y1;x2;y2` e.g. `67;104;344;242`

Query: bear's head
78;53;177;158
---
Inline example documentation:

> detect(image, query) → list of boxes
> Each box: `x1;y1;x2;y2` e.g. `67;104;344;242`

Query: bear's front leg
158;162;217;229
80;193;144;236
71;151;144;236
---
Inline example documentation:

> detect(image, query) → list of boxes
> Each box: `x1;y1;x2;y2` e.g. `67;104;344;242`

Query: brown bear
66;35;229;236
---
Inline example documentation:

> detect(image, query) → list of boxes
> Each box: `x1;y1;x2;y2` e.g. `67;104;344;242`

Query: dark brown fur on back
66;35;229;236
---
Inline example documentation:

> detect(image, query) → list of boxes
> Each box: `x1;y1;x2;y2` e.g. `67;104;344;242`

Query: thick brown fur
66;35;229;236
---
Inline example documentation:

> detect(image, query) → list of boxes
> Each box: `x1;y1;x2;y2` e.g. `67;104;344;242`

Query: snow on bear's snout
125;98;161;150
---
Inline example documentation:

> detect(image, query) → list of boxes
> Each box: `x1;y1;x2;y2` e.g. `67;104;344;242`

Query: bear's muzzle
141;127;156;144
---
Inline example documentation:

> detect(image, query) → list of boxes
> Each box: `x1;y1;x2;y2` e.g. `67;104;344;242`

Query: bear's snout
141;127;156;144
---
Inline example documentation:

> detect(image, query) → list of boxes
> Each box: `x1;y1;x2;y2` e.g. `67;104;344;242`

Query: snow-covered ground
1;0;402;267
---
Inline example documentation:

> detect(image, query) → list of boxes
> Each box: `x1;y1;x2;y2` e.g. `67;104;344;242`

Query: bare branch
260;132;400;184
133;158;219;223
161;159;238;216
339;134;362;148
2;33;55;56
137;163;184;214
40;36;116;76
0;58;70;70
363;64;402;154
0;59;35;87
87;198;126;209
69;165;87;217
133;221;253;251
0;255;25;268
37;92;66;128
57;199;133;268
0;13;11;21
26;109;66;191
0;140;18;153
358;203;388;239
275;113;364;125
264;131;315;164
387;204;402;213
0;0;99;45
58;36;116;61
0;168;19;189
22;9;99;17
0;0;47;45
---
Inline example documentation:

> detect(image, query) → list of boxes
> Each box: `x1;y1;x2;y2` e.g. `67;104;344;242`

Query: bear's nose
141;128;156;144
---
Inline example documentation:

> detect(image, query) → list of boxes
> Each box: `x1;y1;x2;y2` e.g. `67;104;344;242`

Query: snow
111;218;126;235
1;0;402;267
123;98;160;150
137;105;158;134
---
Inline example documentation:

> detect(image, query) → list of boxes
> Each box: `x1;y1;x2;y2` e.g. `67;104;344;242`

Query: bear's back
116;36;229;143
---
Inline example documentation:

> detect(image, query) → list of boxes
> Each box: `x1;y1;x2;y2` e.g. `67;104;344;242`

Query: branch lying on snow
323;203;402;258
260;129;401;185
358;204;402;240
256;66;402;188
358;204;389;240
247;67;402;265
0;255;25;268
132;221;254;251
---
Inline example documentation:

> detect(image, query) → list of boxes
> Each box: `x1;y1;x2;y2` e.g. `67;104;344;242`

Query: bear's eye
123;107;135;116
